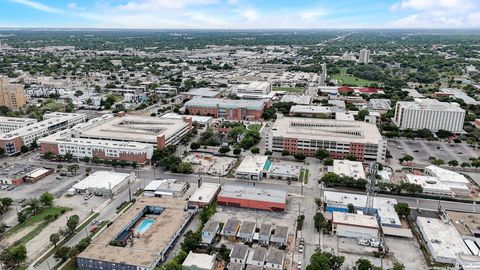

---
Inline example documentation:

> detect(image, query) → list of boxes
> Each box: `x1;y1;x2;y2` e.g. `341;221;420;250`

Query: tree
436;129;452;139
0;244;27;268
64;152;73;161
357;109;369;121
30;141;38;149
314;212;327;232
74;90;84;97
394;203;411;218
322;158;333;166
307;251;344;270
54;246;71;262
218;244;230;260
345;154;357;161
347;203;355;213
56;164;63;171
17;211;27;223
176;162;193;174
393;263;405;270
250;147;260;154
66;215;80;234
20;145;29;153
85;167;92;175
315;148;330;160
218;145;231;154
28;198;41;214
180;230;200;253
399;154;414;163
461;162;471;168
294;152;306;161
50;233;60;248
432;159;445;165
67;164;79;175
190;142;200;150
233;148;241;156
281;150;290;156
448;160;459;167
356;258;374;270
40;192;54;207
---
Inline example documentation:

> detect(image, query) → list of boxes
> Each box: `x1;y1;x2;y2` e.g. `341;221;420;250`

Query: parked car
358;238;370;246
297;261;302;269
298;245;304;253
370;239;381;248
84;194;93;200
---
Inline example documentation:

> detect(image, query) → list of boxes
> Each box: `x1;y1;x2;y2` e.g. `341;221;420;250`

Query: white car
298;245;304;253
370;239;381;248
358;238;370;246
297;261;302;269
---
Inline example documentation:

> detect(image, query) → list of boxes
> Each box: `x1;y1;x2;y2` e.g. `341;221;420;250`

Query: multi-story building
358;49;370;64
0;77;27;110
0;113;86;156
39;130;154;164
393;99;465;132
235;81;274;99
0;117;37;133
183;98;268;121
265;115;386;162
68;114;192;149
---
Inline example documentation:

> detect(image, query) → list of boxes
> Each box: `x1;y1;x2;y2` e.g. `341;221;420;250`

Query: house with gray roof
270;226;288;247
201;221;220;245
265;248;285;270
246;247;267;267
258;224;272;245
222;218;241;240
237;221;256;243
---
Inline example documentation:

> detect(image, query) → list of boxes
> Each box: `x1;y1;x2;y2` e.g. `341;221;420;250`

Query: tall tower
358;49;370;65
365;161;378;215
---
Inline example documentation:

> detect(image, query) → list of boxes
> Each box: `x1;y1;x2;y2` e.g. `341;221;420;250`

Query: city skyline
0;0;479;29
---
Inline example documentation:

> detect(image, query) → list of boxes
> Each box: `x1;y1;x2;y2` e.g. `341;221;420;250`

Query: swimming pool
136;219;154;234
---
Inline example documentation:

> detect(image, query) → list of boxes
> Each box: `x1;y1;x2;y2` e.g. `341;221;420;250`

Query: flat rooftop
189;183;221;204
236;155;269;174
397;98;465;112
417;217;471;261
185;87;220;97
280;95;311;105
78;197;191;268
332;159;366;179
0;116;36;124
271;116;383;144
218;185;287;204
332;212;379;229
73;171;130;190
184;98;266;110
77;115;189;144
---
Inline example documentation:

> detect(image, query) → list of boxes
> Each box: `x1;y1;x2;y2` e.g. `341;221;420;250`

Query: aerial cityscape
1;1;480;270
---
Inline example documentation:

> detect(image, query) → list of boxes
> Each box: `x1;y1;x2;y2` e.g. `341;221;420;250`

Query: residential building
202;221;220;245
270;226;288;247
0;77;27;110
77;197;194;270
247;247;267;267
393;99;465;132
332;212;379;239
358;49;370;64
0;116;36;133
266;115;386;162
258;224;272;245
143;179;188;197
217;185;287;212
0;113;86;156
237;221;256;243
222;218;241;239
265;248;284;270
183;98;268;121
229;245;250;268
182;252;216;270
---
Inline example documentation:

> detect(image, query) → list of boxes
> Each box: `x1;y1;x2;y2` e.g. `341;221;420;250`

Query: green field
272;87;305;93
7;207;71;236
331;67;379;87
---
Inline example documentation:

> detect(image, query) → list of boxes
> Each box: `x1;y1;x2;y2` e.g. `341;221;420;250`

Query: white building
358;49;370;64
235;155;268;180
280;95;311;105
0;116;36;133
424;165;471;196
72;171;133;196
188;183;221;208
331;159;366;179
143;179;187;197
393;99;465;132
404;174;452;196
417;217;471;265
332;212;379;239
237;81;271;95
182;252;216;270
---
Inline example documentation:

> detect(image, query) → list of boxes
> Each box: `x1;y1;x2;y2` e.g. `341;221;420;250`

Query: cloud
300;10;326;20
116;0;219;11
9;0;63;13
391;0;474;11
237;8;259;21
67;2;85;11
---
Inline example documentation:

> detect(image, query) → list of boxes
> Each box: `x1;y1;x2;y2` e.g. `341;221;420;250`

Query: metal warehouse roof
218;184;287;204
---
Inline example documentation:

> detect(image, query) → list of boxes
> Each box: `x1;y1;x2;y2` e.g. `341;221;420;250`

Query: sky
0;0;479;29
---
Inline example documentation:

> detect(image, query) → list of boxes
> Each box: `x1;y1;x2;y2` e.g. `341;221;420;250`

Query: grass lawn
6;207;71;236
299;169;309;184
272;87;305;93
247;124;262;132
332;67;379;87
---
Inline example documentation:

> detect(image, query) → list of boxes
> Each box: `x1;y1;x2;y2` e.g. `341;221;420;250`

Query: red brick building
217;185;286;212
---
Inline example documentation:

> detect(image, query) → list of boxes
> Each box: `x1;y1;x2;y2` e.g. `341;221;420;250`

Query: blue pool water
136;219;154;234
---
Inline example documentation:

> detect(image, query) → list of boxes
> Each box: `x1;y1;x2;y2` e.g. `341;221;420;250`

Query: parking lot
388;139;479;167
